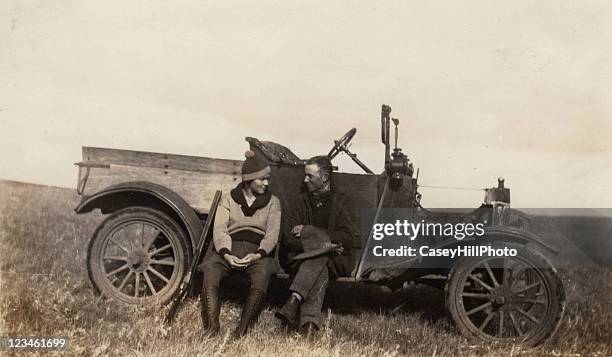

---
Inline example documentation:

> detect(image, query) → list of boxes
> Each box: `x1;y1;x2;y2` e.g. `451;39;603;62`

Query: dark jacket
280;189;359;275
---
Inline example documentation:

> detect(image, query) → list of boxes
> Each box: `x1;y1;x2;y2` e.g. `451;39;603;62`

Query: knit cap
242;150;271;181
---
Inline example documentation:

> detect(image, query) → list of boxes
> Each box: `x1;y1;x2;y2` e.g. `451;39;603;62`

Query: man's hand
237;253;262;266
291;225;304;237
223;254;247;269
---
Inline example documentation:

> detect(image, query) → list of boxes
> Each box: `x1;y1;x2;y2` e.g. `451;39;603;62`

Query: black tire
87;207;191;306
445;242;565;346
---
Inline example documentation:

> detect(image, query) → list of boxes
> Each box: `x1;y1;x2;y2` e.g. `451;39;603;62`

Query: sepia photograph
1;1;611;356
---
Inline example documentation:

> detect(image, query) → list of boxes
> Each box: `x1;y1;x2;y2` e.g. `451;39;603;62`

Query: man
275;155;359;335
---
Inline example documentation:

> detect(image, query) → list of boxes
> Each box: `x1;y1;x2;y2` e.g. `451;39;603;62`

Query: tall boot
232;288;266;339
201;286;220;336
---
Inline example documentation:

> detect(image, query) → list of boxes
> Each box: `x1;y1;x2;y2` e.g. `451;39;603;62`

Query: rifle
164;190;222;324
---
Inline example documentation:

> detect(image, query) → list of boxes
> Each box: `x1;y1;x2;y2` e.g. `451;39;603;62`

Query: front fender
428;226;560;257
481;226;559;255
75;181;204;251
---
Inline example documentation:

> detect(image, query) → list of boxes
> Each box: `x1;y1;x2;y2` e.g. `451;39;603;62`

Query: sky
1;0;611;207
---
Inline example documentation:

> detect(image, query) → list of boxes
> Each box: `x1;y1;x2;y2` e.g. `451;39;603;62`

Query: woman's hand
238;253;262;266
224;254;247;269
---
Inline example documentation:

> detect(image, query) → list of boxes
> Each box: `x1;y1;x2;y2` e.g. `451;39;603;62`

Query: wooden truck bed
76;146;244;213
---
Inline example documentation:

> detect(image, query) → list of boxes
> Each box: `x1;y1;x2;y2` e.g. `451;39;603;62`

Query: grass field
0;180;610;356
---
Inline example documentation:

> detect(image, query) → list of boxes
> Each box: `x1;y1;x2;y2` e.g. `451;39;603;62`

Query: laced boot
232;289;266;339
201;286;221;336
275;294;301;327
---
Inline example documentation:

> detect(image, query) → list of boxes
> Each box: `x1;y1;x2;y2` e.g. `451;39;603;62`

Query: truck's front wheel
87;207;191;306
445;242;564;346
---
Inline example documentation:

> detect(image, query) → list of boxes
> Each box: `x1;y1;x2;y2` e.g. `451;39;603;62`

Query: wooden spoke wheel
446;243;564;346
87;207;191;306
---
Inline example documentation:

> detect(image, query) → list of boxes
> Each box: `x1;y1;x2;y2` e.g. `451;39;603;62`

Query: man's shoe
201;286;221;336
232;289;266;339
299;322;319;339
274;295;301;327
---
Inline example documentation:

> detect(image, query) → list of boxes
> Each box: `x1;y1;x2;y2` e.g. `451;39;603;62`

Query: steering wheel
327;128;357;160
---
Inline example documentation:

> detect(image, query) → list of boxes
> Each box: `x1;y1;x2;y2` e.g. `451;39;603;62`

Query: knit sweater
213;191;281;257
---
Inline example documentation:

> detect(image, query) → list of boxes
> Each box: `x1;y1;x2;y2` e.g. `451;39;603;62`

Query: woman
199;150;281;338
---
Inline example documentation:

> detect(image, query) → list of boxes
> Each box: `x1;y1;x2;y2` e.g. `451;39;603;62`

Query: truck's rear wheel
87;207;191;306
446;242;564;346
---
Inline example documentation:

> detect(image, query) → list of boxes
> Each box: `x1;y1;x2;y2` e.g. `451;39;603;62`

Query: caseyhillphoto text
372;245;518;258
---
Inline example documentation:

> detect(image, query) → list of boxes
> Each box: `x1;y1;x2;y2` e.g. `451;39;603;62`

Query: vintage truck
74;105;564;346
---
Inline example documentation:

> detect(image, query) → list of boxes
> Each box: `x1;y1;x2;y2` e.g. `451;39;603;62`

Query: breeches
201;241;278;291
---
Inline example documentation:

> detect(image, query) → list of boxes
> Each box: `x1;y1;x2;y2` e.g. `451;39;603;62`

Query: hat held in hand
291;226;343;261
242;150;271;181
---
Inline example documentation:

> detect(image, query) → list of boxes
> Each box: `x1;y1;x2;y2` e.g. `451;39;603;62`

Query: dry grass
0;180;610;356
